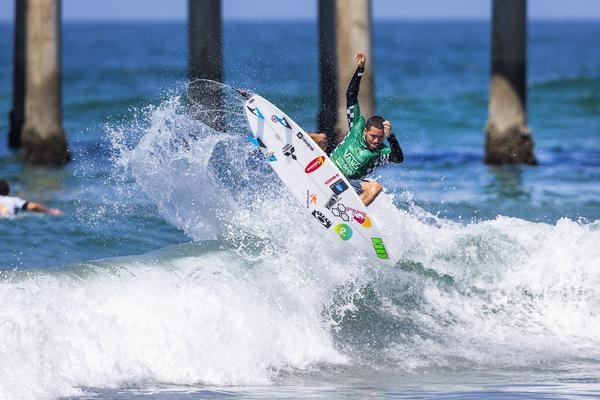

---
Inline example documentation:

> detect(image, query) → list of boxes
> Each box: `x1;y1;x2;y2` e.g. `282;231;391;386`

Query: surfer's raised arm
345;53;366;130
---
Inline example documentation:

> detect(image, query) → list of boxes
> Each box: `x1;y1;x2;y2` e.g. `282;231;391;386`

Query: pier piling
8;0;26;149
318;0;374;149
21;0;70;164
188;0;224;131
485;0;536;165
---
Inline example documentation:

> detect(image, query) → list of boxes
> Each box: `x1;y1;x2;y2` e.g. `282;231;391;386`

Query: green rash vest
330;102;392;180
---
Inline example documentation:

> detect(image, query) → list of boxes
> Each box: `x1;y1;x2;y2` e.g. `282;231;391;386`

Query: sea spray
0;246;347;399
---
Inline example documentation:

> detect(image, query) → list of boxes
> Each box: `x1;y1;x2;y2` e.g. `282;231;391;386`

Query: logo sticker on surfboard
282;144;297;160
334;224;352;240
305;156;325;173
247;135;267;148
312;210;332;229
330;179;348;195
354;215;372;227
371;237;389;259
271;115;291;129
247;105;264;119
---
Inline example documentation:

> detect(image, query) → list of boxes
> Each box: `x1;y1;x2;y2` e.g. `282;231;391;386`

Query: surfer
0;179;63;217
310;53;404;207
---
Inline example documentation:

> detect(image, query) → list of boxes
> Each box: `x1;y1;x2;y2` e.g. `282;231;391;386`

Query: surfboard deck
244;94;390;261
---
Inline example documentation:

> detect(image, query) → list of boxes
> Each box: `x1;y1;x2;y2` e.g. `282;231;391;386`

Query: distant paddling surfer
0;179;63;217
310;53;404;207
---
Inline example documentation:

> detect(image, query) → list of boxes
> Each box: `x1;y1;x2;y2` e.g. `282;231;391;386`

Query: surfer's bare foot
238;88;251;99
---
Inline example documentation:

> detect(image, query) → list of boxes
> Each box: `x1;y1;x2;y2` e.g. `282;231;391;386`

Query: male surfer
310;53;404;207
0;179;63;217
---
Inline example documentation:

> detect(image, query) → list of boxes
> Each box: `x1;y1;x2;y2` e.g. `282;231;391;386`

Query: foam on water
1;86;599;399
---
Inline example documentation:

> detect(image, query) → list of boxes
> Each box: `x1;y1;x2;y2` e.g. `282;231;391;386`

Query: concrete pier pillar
318;0;374;149
21;0;70;164
8;0;26;149
188;0;224;130
485;0;536;165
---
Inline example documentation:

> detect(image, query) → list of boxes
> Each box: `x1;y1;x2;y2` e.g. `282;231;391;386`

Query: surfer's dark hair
366;115;385;131
0;179;9;196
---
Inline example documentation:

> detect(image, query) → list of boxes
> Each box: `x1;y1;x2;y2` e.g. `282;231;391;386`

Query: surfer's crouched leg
308;133;328;152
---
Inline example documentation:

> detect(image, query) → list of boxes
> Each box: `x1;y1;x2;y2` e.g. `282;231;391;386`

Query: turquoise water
0;21;599;399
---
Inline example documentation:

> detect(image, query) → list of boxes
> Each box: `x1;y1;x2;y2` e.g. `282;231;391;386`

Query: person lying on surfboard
0;179;63;217
310;53;404;207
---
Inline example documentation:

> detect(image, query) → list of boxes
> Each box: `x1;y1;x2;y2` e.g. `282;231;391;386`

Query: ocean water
0;21;599;400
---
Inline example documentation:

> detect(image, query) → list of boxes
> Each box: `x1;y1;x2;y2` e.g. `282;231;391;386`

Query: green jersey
330;102;392;179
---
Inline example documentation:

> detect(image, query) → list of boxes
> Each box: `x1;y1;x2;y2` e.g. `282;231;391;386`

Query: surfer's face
364;127;385;150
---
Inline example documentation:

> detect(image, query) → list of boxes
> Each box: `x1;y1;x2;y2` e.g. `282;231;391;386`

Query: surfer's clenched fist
355;53;366;69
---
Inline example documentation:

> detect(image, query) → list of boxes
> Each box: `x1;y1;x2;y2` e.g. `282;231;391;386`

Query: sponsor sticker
371;237;389;259
265;151;276;162
330;179;348;195
305;156;325;173
271;115;292;129
324;194;339;209
325;195;350;221
353;215;372;227
247;135;267;148
247;105;264;119
282;144;297;160
346;207;371;227
296;132;315;151
312;210;332;229
334;224;353;240
324;173;340;185
306;191;318;208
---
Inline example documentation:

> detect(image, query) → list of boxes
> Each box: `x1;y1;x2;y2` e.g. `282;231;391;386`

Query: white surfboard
244;94;390;261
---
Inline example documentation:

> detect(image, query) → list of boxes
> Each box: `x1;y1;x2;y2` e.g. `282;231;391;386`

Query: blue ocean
0;21;599;399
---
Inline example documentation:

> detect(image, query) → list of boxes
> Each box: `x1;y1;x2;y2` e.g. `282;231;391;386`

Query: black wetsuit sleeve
387;134;404;163
346;66;365;108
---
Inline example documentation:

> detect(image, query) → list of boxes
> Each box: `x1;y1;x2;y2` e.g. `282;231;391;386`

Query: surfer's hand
355;53;366;69
383;120;393;138
308;132;328;152
238;88;251;99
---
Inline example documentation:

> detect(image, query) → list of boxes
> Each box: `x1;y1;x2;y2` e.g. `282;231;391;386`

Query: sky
1;0;600;21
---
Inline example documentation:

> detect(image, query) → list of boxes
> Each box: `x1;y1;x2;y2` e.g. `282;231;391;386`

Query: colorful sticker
306;191;318;208
334;224;352;240
354;215;372;227
247;135;267;148
330;179;348;195
264;151;276;162
371;237;389;259
305;156;325;173
247;105;264;119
